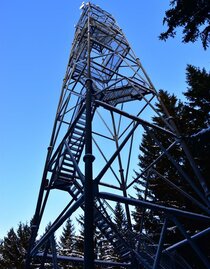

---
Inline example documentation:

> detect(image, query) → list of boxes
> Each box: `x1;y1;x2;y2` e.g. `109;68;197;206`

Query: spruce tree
159;0;210;49
183;65;210;267
184;65;210;193
184;65;210;129
75;214;84;259
59;218;75;268
112;202;131;264
0;222;31;269
59;218;75;255
113;202;127;232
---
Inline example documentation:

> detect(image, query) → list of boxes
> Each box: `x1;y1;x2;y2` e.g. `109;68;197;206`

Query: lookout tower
26;3;210;268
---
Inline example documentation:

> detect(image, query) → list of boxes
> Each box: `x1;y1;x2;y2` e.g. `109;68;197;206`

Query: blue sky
0;0;209;238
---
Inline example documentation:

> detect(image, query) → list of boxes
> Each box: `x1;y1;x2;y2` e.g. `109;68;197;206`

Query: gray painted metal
25;2;210;269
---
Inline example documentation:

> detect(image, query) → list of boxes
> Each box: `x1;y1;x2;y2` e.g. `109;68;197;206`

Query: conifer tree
113;202;127;232
75;214;84;259
0;222;31;269
184;65;210;130
112;202;131;264
183;65;210;208
159;0;210;49
59;218;75;255
59;218;75;268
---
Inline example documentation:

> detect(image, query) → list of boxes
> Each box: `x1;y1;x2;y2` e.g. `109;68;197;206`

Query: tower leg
83;77;95;269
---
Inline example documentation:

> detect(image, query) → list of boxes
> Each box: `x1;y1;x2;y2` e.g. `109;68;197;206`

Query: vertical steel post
83;4;95;269
152;217;168;269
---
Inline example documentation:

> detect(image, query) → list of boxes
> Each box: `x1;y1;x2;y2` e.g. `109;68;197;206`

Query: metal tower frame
26;3;210;269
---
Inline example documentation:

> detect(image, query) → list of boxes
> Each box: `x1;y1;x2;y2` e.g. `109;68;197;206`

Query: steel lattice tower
26;3;210;269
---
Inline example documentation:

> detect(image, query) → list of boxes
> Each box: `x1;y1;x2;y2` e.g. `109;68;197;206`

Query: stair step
69;145;81;152
69;185;77;193
71;134;83;141
58;173;76;182
63;156;75;162
75;124;85;131
69;183;82;195
59;171;74;177
65;152;80;161
69;189;81;199
58;176;73;182
60;166;74;173
80;114;86;120
52;180;72;191
63;160;74;167
77;119;86;125
69;140;83;146
73;129;84;136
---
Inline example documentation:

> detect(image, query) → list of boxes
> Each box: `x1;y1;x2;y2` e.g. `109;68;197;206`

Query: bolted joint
166;116;174;123
47;146;52;151
85;78;93;85
83;153;95;162
85;78;95;94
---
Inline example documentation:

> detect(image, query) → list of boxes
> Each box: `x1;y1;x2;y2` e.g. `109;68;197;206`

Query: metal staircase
49;107;87;191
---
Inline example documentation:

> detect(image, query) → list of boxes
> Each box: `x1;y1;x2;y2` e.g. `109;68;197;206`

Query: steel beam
35;253;131;267
98;192;210;221
164;227;210;252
